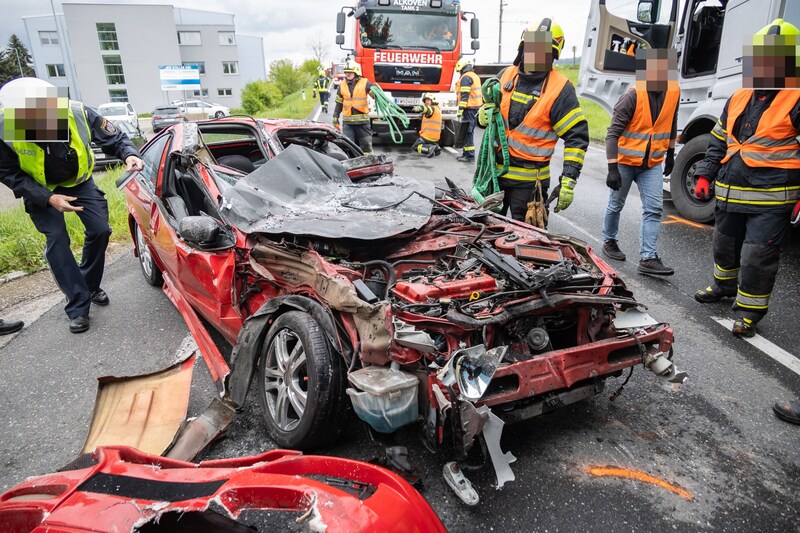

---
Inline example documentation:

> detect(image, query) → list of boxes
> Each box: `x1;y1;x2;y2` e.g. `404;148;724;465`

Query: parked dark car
91;120;147;168
151;105;186;133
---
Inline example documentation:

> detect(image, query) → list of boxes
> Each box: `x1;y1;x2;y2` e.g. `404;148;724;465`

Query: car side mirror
178;216;221;246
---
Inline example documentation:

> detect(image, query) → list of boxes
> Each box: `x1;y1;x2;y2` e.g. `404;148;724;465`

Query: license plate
394;97;420;106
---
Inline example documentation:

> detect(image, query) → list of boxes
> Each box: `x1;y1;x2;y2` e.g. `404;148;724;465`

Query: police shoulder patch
100;118;117;134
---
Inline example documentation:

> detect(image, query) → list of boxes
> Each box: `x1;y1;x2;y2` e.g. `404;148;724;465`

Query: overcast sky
0;0;595;67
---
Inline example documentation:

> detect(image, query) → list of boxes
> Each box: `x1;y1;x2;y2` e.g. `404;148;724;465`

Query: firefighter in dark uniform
312;68;331;114
455;57;482;162
411;92;443;158
693;19;800;338
333;60;375;154
0;78;144;334
482;19;589;222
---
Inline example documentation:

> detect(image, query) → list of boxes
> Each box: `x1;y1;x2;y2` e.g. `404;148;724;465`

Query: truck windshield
360;11;457;52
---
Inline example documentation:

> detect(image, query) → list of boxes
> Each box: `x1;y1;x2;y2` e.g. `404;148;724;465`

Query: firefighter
693;19;800;338
481;18;589;222
312;68;331;114
0;77;144;334
333;59;375;154
0;318;23;335
411;93;443;158
602;48;680;276
454;57;483;162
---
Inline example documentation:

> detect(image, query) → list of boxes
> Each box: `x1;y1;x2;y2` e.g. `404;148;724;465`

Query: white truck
578;0;800;222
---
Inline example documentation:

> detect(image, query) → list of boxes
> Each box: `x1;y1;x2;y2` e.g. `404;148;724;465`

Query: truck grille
374;64;442;85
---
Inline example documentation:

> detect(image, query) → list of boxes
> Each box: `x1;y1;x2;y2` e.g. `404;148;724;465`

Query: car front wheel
214;111;225;118
257;311;347;450
135;223;162;286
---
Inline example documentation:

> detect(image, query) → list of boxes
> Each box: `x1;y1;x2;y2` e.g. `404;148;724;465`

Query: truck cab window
682;0;726;77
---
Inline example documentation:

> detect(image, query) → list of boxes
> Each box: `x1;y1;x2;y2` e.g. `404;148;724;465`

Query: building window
103;55;126;85
218;31;236;45
217;88;232;97
96;23;119;51
178;31;201;46
108;89;129;102
46;64;66;78
39;31;59;46
182;61;205;75
191;89;209;97
222;61;238;75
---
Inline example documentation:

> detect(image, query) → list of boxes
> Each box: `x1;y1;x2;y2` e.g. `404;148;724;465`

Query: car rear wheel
135;223;162;286
257;311;347;450
214;111;225;118
671;134;715;223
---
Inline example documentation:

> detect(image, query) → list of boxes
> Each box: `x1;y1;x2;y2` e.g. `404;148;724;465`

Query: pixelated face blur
743;34;800;89
522;30;553;73
2;84;69;142
345;71;356;80
635;48;678;91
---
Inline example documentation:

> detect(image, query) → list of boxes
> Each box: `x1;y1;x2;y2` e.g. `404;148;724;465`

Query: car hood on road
220;145;434;240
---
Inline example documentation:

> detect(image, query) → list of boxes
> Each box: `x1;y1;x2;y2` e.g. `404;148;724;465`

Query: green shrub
241;80;283;115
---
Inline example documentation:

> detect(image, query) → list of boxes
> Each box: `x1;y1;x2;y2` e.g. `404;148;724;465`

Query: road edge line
713;317;800;377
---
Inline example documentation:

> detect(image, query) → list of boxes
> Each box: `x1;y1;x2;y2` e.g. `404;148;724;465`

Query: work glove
333;118;341;131
457;107;464;119
663;148;675;176
478;103;495;127
547;176;577;213
412;105;423;113
695;176;710;200
312;90;317;99
606;163;622;191
792;200;800;225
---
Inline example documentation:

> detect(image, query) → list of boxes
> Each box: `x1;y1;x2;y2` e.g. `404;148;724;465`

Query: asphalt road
1;107;799;532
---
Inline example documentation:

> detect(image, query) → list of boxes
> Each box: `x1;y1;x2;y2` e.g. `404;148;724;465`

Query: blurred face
423;98;433;106
345;71;356;80
743;34;799;89
1;83;69;142
522;31;553;73
635;48;678;91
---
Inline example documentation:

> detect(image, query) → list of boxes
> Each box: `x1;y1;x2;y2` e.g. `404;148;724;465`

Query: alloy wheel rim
136;226;153;277
263;329;308;432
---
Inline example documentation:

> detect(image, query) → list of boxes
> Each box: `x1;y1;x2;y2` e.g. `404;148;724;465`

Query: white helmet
0;77;58;109
421;92;438;105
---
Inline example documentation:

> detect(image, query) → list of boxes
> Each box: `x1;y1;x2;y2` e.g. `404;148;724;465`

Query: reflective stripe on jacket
314;77;330;92
341;77;370;123
617;84;679;167
499;66;568;169
10;101;94;190
420;105;442;142
721;89;800;169
457;71;483;109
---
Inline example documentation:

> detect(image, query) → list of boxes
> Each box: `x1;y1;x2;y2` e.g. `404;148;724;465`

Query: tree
0;34;35;86
307;33;330;65
268;58;303;96
299;58;322;84
240;80;282;115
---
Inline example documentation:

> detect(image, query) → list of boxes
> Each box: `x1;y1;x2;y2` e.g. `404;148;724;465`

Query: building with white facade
22;3;266;113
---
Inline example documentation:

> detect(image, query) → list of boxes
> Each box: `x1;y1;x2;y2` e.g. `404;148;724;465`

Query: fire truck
330;61;346;89
335;0;480;145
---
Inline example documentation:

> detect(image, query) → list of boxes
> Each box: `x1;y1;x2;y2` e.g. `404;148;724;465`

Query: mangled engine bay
216;148;685;505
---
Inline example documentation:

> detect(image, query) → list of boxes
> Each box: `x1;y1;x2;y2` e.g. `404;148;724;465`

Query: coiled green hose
370;85;410;144
472;78;509;205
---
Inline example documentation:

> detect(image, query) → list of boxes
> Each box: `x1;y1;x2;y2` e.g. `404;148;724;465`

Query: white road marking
551;213;602;244
587;145;605;154
713;317;800;377
445;147;458;154
312;105;322;122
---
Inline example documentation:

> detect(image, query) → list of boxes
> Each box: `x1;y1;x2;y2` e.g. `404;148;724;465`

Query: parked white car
96;102;139;129
170;99;229;118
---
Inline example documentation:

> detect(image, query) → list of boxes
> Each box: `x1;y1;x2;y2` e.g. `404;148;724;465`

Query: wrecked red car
118;123;683;504
0;446;445;532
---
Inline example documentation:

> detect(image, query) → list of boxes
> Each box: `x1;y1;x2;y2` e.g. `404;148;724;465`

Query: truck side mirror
336;12;346;34
471;39;480;51
637;0;654;23
470;18;479;39
336;35;345;45
353;6;366;19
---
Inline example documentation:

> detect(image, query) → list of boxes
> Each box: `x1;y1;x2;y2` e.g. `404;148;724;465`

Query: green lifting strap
472;78;509;207
370;85;410;144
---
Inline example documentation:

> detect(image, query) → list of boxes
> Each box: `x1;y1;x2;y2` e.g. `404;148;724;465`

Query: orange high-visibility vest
340;78;370;123
499;66;568;163
420;105;442;142
457;71;483;109
720;89;800;169
618;85;680;167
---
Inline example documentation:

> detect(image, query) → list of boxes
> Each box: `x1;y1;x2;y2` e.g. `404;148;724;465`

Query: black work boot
638;255;674;276
732;316;757;338
602;240;626;261
0;319;24;335
694;285;736;303
773;398;800;425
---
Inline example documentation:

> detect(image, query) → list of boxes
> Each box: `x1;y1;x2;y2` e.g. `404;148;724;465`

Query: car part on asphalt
0;446;446;533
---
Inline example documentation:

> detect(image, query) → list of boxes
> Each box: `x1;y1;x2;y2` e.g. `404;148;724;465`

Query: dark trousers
461;108;478;157
25;178;111;319
498;177;550;222
319;92;329;112
711;207;791;322
343;122;373;154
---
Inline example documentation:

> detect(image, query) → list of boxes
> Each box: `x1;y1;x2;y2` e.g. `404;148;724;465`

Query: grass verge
255;88;317;120
557;64;610;144
0;166;129;276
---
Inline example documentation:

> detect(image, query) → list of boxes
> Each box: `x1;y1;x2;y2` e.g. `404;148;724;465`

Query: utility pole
13;47;24;77
498;0;507;63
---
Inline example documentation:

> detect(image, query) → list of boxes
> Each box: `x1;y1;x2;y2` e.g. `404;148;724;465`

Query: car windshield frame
359;10;457;52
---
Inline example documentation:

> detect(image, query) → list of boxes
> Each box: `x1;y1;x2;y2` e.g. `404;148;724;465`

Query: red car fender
0;446;446;533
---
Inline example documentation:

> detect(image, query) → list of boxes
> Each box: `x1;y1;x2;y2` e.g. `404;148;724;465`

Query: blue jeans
602;164;663;260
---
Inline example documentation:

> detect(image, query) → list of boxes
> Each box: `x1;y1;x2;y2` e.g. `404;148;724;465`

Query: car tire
215;111;225;118
135;223;163;286
671;133;715;223
257;311;347;450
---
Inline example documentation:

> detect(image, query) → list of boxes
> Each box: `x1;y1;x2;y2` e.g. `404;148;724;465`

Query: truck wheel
671;133;715;223
257;311;347;450
440;119;456;147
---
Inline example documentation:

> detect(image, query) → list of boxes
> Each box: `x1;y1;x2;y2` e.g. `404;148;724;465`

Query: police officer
455;57;483;163
693;19;800;337
483;18;589;222
411;93;443;158
333;60;375;154
312;68;331;114
0;318;24;335
0;78;144;334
